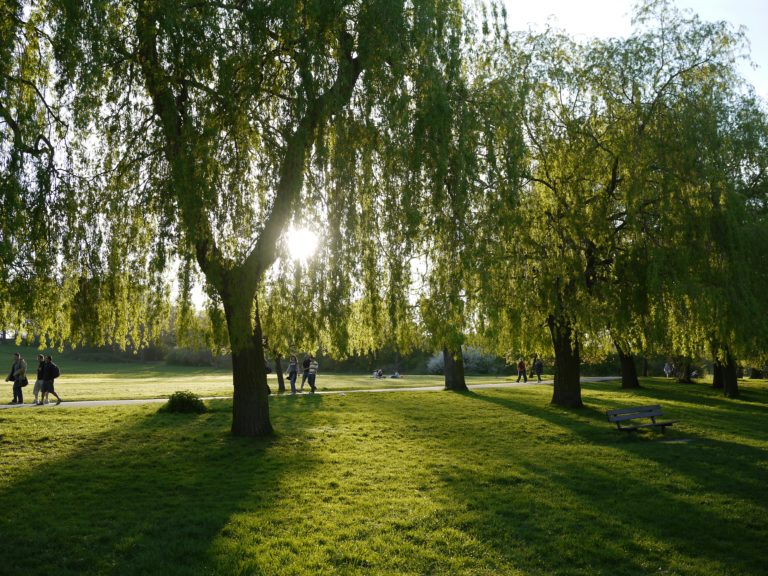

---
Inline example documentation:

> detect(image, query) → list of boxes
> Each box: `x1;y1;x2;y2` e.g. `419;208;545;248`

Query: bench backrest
606;404;663;422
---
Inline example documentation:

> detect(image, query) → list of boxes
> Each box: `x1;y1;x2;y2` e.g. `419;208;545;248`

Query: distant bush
165;347;215;366
427;347;505;375
161;391;207;414
427;353;444;375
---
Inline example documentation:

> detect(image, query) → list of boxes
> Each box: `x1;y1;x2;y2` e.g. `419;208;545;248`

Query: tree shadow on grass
462;390;767;501
364;390;767;575
581;379;768;444
0;398;325;576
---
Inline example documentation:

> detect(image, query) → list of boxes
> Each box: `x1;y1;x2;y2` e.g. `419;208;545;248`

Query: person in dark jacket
41;355;63;405
5;352;27;404
300;354;311;392
516;358;527;383
32;354;46;405
286;354;298;395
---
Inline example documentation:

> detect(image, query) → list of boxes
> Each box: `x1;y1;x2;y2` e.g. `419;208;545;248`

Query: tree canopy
2;0;767;431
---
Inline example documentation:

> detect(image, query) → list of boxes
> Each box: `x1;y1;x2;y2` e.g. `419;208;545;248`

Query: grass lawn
1;376;766;575
0;341;514;401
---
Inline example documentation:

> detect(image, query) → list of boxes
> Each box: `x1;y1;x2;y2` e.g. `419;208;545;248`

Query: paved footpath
0;377;619;410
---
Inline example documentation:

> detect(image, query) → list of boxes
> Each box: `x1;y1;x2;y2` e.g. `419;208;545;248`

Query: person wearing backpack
32;354;47;405
42;355;63;405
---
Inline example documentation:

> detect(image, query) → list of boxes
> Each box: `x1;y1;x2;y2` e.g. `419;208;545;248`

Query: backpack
51;363;60;379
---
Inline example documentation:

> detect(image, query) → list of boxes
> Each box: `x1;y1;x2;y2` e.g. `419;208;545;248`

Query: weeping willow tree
23;0;468;436
476;0;763;408
1;1;59;334
651;76;768;399
406;6;485;392
1;1;169;348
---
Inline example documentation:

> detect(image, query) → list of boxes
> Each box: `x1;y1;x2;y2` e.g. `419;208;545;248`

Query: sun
286;227;319;261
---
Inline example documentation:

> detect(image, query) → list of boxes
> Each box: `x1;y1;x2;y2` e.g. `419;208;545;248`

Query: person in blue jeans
6;352;27;404
533;357;543;382
308;356;318;393
286;355;298;394
516;358;527;383
300;355;311;391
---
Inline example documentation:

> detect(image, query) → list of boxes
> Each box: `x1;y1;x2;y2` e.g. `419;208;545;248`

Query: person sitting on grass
41;355;63;406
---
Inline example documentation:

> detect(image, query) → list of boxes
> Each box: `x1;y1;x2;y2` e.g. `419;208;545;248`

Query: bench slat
609;411;663;422
606;404;661;416
617;421;677;430
607;404;677;433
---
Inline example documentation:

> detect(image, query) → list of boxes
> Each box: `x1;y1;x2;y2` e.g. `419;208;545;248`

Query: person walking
32;354;46;405
516;358;527;383
5;352;28;404
663;362;673;378
286;354;298;395
41;355;62;405
308;355;319;393
533;357;544;383
300;354;311;391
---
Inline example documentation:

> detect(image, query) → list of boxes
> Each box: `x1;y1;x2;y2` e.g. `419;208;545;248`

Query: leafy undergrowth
0;378;766;575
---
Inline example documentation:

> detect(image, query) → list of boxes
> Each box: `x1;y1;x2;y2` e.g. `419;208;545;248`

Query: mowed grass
0;342;512;401
1;377;766;575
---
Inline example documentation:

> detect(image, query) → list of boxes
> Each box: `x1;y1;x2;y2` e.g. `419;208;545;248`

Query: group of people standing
517;356;544;383
6;352;62;405
284;354;319;395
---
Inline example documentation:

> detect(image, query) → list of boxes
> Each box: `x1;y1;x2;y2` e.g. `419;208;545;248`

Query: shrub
165;347;215;366
161;391;207;414
427;347;505;375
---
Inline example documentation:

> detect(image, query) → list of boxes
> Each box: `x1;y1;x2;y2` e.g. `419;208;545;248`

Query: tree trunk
723;349;739;398
443;346;468;391
274;355;285;393
676;359;693;384
547;315;583;408
641;356;649;377
223;290;273;437
712;358;724;389
614;340;640;389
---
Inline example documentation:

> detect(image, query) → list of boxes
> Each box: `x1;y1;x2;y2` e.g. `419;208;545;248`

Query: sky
502;0;768;100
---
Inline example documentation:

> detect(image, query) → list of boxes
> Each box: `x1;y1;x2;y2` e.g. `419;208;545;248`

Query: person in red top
516;358;527;383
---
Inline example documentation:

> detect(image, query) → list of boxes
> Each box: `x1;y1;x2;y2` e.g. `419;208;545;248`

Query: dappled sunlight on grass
0;378;766;574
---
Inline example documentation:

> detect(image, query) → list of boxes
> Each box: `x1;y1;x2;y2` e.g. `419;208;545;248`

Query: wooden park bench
606;404;678;433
